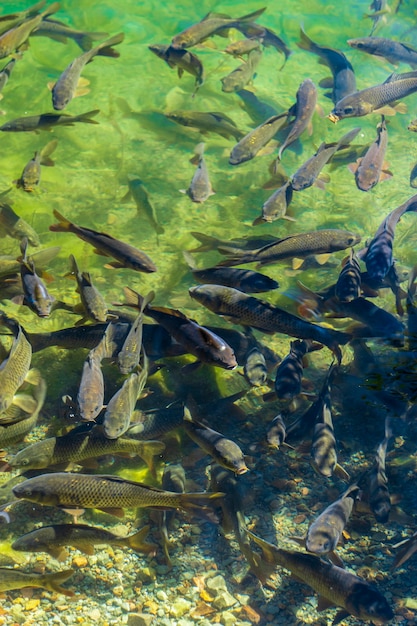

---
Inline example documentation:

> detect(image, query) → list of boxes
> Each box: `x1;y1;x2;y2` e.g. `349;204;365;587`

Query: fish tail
42;569;75;597
138;440;165;477
77;31;110;51
245;529;281;569
121;287;155;311
188;231;221;252
126;525;157;555
237;7;266;23
50;209;72;233
41;1;60;19
94;32;125;58
75;109;100;125
297;26;320;54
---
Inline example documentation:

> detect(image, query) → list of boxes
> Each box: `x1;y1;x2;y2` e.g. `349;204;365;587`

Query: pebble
206;574;228;596
169;598;192;618
212;591;238;610
127;613;153;626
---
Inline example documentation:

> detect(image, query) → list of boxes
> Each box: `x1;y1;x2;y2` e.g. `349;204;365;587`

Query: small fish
49;209;157;273
0;201;40;246
348;37;417;68
117;294;150;376
221;48;262;93
13;472;224;516
0;312;33;414
68;255;109;325
0;57;17;98
148;44;204;96
277;78;317;162
274;339;316;400
0;1;47;36
310;363;340;478
18;238;55;317
12;524;156;559
365;0;390;35
256;179;294;223
297;27;356;103
0;109;100;132
243;345;268;386
77;348;105;422
51;33;125;110
184;408;248;475
0;2;60;59
229;112;288;165
121;177;164;236
15;139;58;192
0;567;74;596
165;110;244;141
170;8;266;49
32;18;109;51
368;417;392;523
189;285;351;352
158;464;186;566
266;413;287;449
236;23;291;66
335;249;362;303
216;229;361;268
246;531;394;623
348;116;391;191
225;37;262;58
328;70;417;121
182;142;214;203
183;251;279;293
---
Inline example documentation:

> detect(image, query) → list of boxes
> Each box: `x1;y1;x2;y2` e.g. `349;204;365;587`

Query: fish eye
343;106;353;115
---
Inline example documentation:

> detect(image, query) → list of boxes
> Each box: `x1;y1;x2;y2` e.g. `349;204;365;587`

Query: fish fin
62;507;85;521
332;610;350;625
296;440;311;454
347;158;361;174
314;173;330;189
318;76;334;89
50;209;72;232
138;440;166;477
126;525;158;556
292;258;304;270
77;544;95;555
182;250;197;270
97;507;125;517
47;80;56;91
74;85;90;99
181;360;202;374
177;67;184;79
334;463;350;481
25;368;42;386
10;294;25;306
12;393;37;413
317;596;336;612
257;142;279;158
289;535;305;547
48;546;68;560
44;569;75;597
314;253;331;265
328;550;345;567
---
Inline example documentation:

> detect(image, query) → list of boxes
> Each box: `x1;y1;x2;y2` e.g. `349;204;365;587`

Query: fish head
305;527;335;554
52;83;73;111
329;97;373;121
346;581;394;622
12;477;61;506
148;44;168;60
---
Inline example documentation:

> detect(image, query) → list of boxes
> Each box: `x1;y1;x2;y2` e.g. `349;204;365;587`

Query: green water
1;0;417;624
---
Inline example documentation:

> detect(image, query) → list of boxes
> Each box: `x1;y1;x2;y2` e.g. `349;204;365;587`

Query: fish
121;177;164;237
256;179;294;223
158;463;186;566
216;229;361;268
12;524;157;559
348;36;417;68
360;193;417;281
274;339;318;400
0;1;47;36
236;23;291;66
297;27;356;103
221;48;262;93
77;348;105;422
229;112;288;165
127;404;185;440
410;162;417;188
12;472;224;517
0;567;74;596
0;1;60;58
170;8;266;49
189;284;351;352
32;18;109;51
148;44;204;96
118;287;237;370
165;111;244;141
0;57;17;98
0;312;34;414
49;209;157;273
18;237;55;317
348;116;391;191
9;430;165;474
225;37;262;58
305;483;360;558
335;248;362;302
15;138;58;192
365;0;390;35
246;531;394;623
182;142;215;203
328;70;417;121
184;408;248;475
51;33;125;110
276;78;317;162
243;345;268;386
188;230;279;254
68;255;109;325
266;413;287;449
367;417;392;523
0;109;100;132
392;530;417;569
0;376;46;448
183;251;279;293
0;201;40;246
117;293;150;376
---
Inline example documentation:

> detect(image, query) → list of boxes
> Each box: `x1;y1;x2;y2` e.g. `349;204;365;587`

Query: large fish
0;567;74;596
32;18;109;51
0;377;46;448
0;312;33;414
51;33;124;110
12;472;224;517
49;209;157;273
0;1;60;58
221;48;262;93
348;37;417;68
329;70;417;121
0;109;100;132
229;112;287;166
276;78;317;162
165;110;244;141
149;44;204;96
170;8;266;49
246;531;394;623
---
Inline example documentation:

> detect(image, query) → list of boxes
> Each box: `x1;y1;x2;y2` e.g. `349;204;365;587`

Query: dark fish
246;531;394;623
348;116;391;191
188;230;279;254
0;2;59;58
335;248;362;302
410;162;417;188
13;472;224;516
170;8;266;49
328;70;417;121
68;254;109;325
0;109;100;132
122;177;164;237
12;524;156;558
243;345;268;386
0;202;40;246
0;312;32;414
0;57;17;98
0;567;74;596
297;27;356;103
15;139;57;192
348;36;417;68
221;48;262;93
368;417;392;523
365;0;390;35
274;339;316;400
310;363;341;478
184;408;248;474
149;44;204;96
183;251;279;293
182;142;214;203
392;530;417;569
127;404;185;440
229;112;288;165
266;413;287;449
216;229;361;268
51;33;125;110
189;284;351;351
49;209;157;273
165;110;244;141
236;23;291;66
277;78;317;162
158;464;186;566
32;18;109;51
18;238;54;317
360;193;417;281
